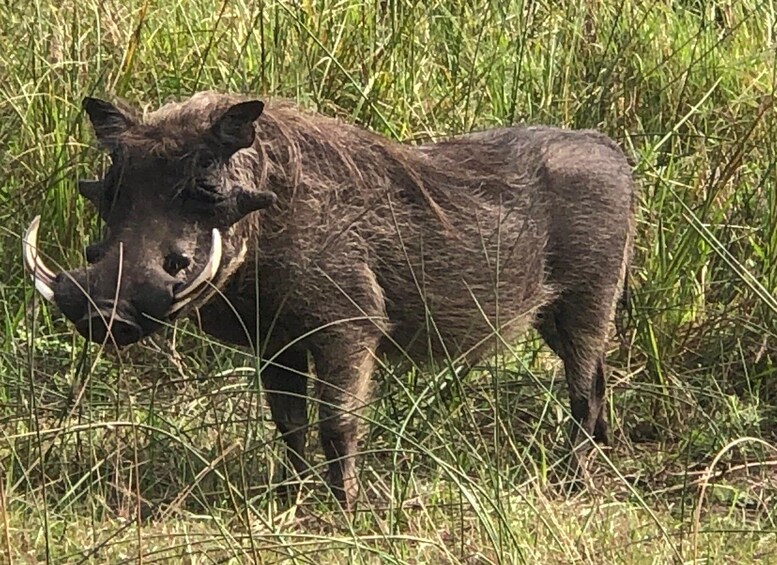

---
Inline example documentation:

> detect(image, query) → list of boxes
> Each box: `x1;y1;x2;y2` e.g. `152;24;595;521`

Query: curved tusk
168;228;222;315
22;215;57;302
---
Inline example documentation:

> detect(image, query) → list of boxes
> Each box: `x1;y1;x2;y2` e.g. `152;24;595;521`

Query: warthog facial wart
24;91;636;510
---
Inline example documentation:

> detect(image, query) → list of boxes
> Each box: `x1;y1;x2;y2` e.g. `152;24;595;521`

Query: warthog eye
179;182;226;216
163;252;191;276
192;181;222;201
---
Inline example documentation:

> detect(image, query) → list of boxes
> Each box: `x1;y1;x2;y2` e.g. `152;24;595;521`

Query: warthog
24;91;635;509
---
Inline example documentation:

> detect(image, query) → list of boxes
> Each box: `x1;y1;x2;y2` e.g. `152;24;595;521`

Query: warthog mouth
22;215;223;321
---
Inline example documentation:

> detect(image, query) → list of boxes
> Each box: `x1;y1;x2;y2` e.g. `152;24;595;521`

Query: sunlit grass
1;0;776;562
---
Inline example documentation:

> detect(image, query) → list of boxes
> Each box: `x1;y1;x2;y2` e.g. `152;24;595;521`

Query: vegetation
1;0;775;562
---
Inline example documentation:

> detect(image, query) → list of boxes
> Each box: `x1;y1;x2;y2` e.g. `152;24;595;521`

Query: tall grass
1;0;776;563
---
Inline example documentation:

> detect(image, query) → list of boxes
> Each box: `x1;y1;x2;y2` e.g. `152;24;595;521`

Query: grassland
1;0;776;563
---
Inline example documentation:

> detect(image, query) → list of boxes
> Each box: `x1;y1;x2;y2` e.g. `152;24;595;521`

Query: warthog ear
83;97;135;148
78;179;103;207
210;100;264;157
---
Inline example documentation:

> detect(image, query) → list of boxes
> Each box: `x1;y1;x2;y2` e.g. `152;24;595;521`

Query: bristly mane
117;91;460;230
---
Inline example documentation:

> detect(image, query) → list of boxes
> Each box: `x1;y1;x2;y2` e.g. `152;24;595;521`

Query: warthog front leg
312;330;381;511
262;350;311;494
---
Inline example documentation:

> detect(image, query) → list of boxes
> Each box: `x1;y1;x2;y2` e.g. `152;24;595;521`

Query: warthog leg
262;350;311;494
536;292;613;477
312;329;381;511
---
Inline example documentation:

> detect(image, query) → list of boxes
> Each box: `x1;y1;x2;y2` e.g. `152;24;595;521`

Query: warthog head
24;94;276;346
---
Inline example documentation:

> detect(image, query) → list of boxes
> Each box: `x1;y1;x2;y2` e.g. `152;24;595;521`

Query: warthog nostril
75;314;143;346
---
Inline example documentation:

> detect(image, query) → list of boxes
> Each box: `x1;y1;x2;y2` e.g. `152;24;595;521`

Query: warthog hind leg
536;292;613;480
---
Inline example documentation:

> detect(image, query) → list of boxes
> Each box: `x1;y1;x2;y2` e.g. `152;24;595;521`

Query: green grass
1;0;776;562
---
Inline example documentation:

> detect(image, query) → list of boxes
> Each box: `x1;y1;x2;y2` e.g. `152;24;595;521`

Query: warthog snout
23;215;223;346
74;303;144;346
55;271;173;346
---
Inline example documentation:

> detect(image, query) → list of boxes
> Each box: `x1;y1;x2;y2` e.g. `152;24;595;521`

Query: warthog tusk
22;215;57;302
168;228;222;315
